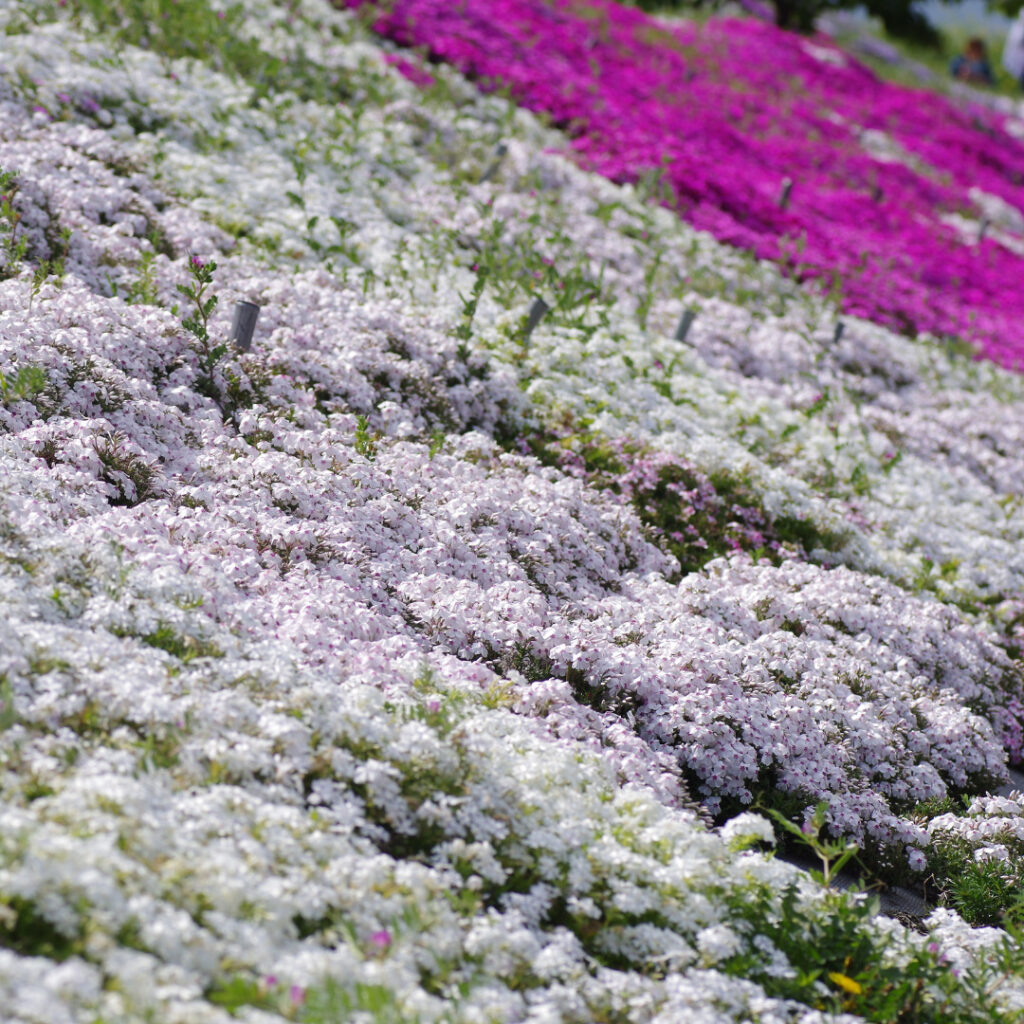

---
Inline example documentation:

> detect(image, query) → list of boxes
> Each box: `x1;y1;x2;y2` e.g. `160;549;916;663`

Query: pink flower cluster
527;432;785;574
350;0;1024;366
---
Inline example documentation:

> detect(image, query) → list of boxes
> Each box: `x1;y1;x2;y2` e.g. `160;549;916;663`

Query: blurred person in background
951;36;995;85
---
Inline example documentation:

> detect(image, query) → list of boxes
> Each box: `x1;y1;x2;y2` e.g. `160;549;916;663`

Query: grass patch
0;895;83;961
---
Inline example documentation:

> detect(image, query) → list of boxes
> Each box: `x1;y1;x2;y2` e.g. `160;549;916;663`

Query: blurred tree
627;0;943;43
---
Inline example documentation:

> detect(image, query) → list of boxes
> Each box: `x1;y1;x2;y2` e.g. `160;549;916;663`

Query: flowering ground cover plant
4;0;1024;1020
346;0;1024;367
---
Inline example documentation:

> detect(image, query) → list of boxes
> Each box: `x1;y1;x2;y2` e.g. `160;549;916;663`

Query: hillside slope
2;0;1024;1021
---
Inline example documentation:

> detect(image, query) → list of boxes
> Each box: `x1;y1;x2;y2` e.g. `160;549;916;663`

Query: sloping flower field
349;0;1024;366
4;0;1024;1021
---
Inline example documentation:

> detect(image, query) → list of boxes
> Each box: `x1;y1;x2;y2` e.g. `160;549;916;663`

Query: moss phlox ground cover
4;0;1024;1020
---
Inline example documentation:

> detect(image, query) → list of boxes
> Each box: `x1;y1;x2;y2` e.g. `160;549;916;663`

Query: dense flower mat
346;0;1024;367
4;0;1024;1020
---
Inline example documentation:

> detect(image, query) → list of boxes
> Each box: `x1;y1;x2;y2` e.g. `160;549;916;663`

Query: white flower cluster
930;793;1024;847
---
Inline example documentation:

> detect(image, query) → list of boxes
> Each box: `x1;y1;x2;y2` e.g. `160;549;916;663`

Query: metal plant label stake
778;177;793;210
523;296;549;342
833;321;845;345
230;300;261;353
480;142;508;184
674;309;696;343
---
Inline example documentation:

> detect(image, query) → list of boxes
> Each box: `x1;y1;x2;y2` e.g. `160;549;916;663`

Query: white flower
906;847;927;872
720;813;775;849
975;844;1011;864
695;925;742;964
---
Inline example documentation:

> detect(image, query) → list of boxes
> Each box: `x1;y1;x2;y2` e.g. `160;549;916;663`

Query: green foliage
619;0;941;44
0;364;48;407
124;248;158;305
721;807;1016;1023
928;831;1024;927
428;428;447;458
206;975;278;1015
636;244;663;331
737;878;976;1022
0;168;28;279
455;264;488;348
29;226;71;306
92;430;159;506
913;555;963;594
947;857;1024;926
911;794;963;820
771;512;847;554
509;424;815;577
300;980;404;1024
0;895;82;961
464;211;609;341
0;675;16;731
176;254;257;422
65;0;354;105
141;623;222;663
178;253;218;346
134;728;182;771
802;389;830;419
354;414;377;460
764;800;859;887
207;972;414;1022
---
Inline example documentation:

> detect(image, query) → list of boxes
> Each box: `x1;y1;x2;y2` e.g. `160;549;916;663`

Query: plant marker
778;177;793;210
480;142;508;183
675;308;696;342
230;300;260;352
833;321;844;344
523;296;549;342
